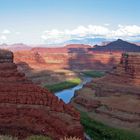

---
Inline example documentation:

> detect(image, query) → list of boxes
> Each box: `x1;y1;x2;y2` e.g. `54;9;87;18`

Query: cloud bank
1;25;140;44
0;29;11;43
2;29;11;34
41;25;140;44
0;29;21;44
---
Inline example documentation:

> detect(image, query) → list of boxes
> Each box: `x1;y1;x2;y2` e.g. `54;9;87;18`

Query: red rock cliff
90;53;140;97
71;53;140;132
14;48;121;71
0;49;84;140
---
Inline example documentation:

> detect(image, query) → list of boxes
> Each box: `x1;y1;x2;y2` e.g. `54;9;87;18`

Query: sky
0;0;140;44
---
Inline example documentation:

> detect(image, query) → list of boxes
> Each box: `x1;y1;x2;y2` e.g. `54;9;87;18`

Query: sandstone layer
71;52;140;133
0;49;84;140
14;48;121;71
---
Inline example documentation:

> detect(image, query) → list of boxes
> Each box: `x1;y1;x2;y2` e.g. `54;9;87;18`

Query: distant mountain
65;44;91;48
0;43;8;49
0;43;31;51
100;41;111;46
1;39;140;52
133;42;140;46
64;37;107;45
90;39;140;52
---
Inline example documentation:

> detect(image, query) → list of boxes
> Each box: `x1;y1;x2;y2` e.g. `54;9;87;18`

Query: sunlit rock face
14;47;121;71
89;52;140;97
13;46;121;86
0;49;84;140
113;53;140;85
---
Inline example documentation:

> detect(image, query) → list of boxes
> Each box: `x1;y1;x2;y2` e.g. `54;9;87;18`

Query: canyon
10;39;139;86
0;49;84;140
12;39;139;74
1;39;138;86
14;44;121;71
0;39;140;138
71;52;140;133
13;43;122;85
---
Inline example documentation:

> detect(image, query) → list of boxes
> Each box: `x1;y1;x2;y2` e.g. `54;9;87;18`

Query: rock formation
0;49;84;140
13;45;121;85
71;52;140;133
92;53;140;97
14;48;121;71
111;53;140;85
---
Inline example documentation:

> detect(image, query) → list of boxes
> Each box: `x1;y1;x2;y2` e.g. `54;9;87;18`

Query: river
55;77;93;103
55;77;93;140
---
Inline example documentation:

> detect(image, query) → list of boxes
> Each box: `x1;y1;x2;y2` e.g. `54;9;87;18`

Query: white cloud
108;25;140;38
41;24;140;44
0;35;7;43
15;32;21;35
2;29;11;34
104;23;110;26
0;35;7;40
41;25;110;44
0;30;21;44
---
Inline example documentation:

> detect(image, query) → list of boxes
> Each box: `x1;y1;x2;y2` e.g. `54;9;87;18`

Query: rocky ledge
71;53;140;133
0;49;84;140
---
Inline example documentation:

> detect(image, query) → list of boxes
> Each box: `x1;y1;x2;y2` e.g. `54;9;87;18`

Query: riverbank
82;70;105;78
43;70;105;93
81;112;140;140
55;77;92;103
44;78;81;93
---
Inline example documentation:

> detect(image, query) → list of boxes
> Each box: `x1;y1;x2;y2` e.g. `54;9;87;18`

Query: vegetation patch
44;78;81;92
80;112;140;140
82;71;105;78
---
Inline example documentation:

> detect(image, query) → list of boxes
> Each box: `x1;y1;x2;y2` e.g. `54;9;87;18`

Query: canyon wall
14;47;121;71
0;49;84;140
71;52;140;133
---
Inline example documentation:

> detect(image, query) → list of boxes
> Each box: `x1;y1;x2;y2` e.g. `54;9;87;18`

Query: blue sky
0;0;140;44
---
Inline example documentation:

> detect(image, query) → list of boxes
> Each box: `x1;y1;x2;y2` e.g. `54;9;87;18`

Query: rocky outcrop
71;53;140;133
0;49;84;140
112;53;140;85
0;49;13;63
92;53;140;97
74;96;101;111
